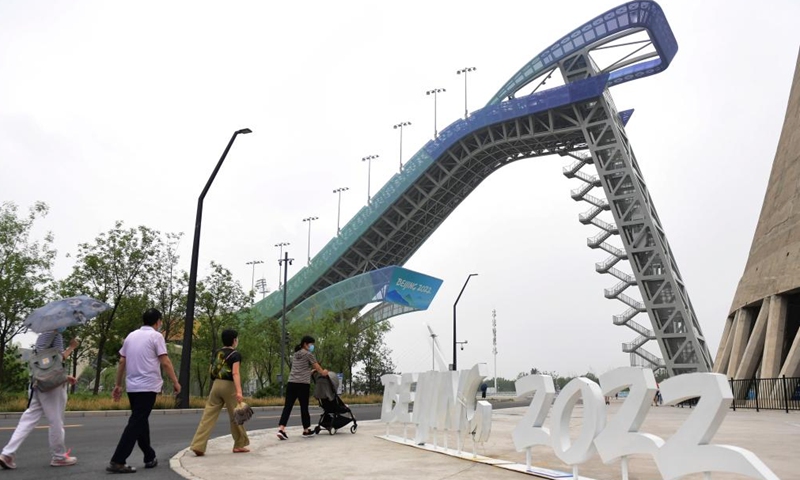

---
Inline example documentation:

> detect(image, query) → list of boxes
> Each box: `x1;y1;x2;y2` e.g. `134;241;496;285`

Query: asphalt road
0;399;527;479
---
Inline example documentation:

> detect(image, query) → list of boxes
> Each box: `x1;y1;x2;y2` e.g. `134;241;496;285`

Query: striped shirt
35;331;65;353
288;349;318;384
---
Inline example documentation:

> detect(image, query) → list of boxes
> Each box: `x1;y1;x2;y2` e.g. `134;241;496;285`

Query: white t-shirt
119;326;168;393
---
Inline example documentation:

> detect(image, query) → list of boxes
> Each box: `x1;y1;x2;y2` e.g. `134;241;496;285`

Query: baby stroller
312;372;357;435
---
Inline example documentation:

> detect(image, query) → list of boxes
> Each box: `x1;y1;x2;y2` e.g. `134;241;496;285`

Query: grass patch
0;391;383;413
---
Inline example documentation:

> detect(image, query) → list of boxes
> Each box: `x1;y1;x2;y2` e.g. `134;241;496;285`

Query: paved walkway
170;402;797;479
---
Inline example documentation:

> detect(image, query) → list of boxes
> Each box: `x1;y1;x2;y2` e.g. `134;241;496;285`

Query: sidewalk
170;402;797;479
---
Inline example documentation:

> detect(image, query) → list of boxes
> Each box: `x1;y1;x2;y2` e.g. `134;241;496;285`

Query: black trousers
279;382;311;429
111;392;157;464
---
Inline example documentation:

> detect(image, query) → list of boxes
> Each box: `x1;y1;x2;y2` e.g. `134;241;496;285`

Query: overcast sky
2;0;799;379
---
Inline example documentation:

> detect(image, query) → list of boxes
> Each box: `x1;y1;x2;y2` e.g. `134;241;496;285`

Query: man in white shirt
106;308;180;474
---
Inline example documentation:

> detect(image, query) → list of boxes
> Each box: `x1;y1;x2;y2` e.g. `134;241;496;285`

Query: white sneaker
0;453;16;470
51;455;77;467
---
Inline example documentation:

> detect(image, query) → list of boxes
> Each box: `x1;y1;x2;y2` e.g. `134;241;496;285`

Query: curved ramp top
488;0;677;106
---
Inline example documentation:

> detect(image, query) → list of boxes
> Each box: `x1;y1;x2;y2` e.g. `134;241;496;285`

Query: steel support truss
556;46;712;375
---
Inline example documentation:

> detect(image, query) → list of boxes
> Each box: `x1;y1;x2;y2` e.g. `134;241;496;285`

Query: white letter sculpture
654;373;779;480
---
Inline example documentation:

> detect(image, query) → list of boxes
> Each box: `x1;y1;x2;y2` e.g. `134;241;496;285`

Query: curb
0;402;392;420
170;449;202;480
0;405;288;420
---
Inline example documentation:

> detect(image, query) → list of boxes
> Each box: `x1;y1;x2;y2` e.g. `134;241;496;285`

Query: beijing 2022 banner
384;267;443;310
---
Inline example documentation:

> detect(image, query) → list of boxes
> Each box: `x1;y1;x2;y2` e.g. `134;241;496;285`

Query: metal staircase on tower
562;151;664;370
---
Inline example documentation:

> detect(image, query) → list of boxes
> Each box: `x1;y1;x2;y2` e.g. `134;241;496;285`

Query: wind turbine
424;323;449;371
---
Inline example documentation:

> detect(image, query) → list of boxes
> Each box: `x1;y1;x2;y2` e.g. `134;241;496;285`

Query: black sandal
106;462;136;473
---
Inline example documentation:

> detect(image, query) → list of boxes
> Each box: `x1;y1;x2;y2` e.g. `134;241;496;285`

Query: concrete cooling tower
715;51;800;381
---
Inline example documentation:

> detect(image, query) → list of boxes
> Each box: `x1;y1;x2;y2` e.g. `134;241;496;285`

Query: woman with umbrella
0;295;108;470
0;328;80;469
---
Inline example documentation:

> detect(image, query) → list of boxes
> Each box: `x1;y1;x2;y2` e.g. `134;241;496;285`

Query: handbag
30;346;67;392
233;401;254;425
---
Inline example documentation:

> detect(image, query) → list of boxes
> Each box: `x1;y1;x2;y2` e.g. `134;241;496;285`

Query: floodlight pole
246;260;263;294
456;67;476;119
426;89;446;138
393;122;411;172
333;187;349;235
452;273;478;372
178;128;252;409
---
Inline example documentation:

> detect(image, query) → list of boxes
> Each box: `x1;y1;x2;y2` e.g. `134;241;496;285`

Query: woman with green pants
189;329;250;455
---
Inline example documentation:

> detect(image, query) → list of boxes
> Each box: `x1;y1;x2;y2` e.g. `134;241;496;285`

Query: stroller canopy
313;372;339;401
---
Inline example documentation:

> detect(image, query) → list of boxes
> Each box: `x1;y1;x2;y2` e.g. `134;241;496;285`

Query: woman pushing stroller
277;336;328;440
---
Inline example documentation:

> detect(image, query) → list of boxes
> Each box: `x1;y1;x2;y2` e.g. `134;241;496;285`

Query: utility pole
274;242;289;289
278;251;294;397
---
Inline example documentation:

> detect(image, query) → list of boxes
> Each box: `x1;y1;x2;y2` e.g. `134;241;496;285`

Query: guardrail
729;376;800;412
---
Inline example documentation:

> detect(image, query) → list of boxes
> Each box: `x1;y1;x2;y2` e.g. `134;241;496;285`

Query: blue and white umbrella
23;295;111;333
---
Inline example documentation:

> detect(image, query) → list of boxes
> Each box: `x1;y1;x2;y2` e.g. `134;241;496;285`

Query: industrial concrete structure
715;51;800;381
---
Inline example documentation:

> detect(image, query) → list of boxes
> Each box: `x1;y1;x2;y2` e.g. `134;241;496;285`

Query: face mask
57;327;67;333
308;344;315;353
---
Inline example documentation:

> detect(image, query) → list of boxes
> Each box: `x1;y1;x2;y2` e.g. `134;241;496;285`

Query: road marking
0;424;82;431
256;415;280;419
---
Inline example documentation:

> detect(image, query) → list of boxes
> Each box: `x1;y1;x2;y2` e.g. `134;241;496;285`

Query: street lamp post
333;187;349;235
430;331;437;370
425;88;446;138
245;260;263;294
274;242;289;289
393;122;411;172
178;127;252;409
361;154;379;204
492;309;497;393
456;67;476;119
452;273;478;372
278;251;293;397
302;216;319;266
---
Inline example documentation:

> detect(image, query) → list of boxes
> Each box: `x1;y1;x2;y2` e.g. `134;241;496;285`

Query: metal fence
729;376;800;412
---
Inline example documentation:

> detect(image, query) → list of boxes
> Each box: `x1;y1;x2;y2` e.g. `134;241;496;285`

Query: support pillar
762;295;788;378
728;308;754;379
778;328;800;378
713;315;736;374
735;298;771;380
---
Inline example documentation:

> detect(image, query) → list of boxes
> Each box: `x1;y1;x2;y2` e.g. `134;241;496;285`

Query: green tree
354;320;395;394
0;201;55;387
63;222;161;394
149;232;186;343
237;313;281;391
1;343;31;394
